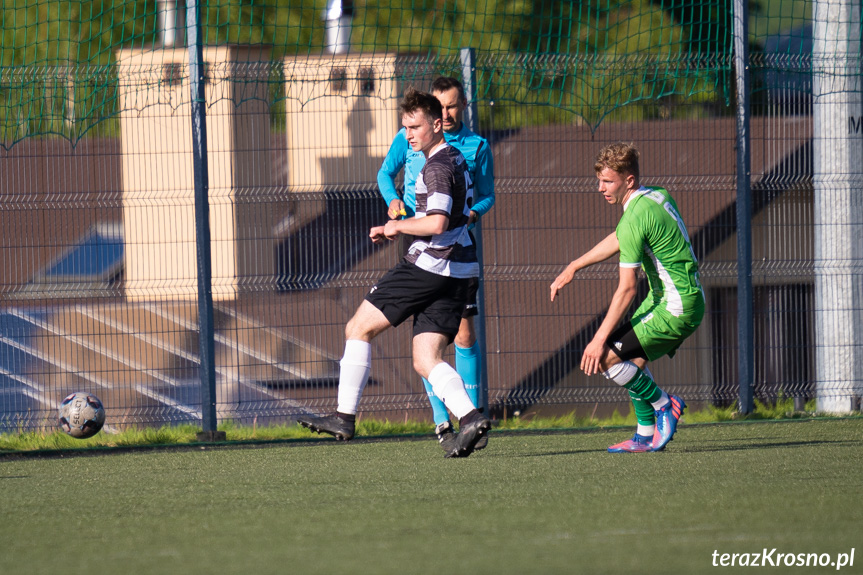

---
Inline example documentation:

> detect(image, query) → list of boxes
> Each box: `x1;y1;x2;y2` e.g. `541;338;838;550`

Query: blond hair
595;142;640;183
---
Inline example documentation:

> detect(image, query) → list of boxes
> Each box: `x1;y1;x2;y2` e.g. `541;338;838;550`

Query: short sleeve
617;218;644;267
422;161;454;216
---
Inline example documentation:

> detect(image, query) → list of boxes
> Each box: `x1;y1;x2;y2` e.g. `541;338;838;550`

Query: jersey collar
427;141;450;159
444;122;469;143
623;186;650;211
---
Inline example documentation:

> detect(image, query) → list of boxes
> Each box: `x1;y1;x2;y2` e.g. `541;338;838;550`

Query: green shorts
631;298;704;361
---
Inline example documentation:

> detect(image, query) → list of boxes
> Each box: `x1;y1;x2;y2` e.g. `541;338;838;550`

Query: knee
344;318;358;340
345;316;371;341
454;319;476;349
454;332;475;349
413;354;442;380
412;356;427;377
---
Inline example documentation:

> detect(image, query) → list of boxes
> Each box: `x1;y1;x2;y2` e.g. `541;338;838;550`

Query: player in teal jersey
378;77;495;453
550;142;704;452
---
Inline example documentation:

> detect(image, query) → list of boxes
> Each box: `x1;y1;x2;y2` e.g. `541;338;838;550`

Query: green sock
623;369;663;405
628;389;656;427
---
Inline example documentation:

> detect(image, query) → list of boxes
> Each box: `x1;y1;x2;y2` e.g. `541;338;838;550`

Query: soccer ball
59;392;106;439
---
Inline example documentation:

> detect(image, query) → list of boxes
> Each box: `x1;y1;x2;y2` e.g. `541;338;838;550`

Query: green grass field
2;418;861;575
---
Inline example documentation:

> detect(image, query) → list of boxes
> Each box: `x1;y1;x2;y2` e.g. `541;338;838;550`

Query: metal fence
1;0;860;434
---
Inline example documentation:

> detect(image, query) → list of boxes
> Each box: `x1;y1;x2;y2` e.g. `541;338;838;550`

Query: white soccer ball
59;392;106;439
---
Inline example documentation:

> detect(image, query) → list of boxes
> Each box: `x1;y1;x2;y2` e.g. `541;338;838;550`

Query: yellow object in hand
398;209;407;216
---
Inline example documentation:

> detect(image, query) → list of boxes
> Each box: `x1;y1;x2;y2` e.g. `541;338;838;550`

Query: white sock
602;361;638;386
428;362;475;420
637;423;656;437
651;391;670;410
336;340;371;415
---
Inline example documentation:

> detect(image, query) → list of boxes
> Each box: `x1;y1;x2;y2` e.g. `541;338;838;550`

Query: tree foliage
0;0;728;143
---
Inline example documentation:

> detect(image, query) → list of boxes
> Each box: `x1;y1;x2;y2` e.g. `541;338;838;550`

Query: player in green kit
550;142;704;452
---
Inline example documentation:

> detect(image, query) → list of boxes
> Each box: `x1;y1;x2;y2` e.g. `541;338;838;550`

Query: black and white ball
59;392;106;439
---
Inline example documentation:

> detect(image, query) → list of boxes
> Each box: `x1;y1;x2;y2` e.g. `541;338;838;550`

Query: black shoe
435;421;457;454
474;433;489;451
473;408;488;450
298;413;355;440
445;415;491;458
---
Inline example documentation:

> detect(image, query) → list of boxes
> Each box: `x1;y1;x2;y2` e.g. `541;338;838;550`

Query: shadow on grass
677;438;859;453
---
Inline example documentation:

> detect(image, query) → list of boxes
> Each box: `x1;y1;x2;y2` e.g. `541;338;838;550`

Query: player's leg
423;378;451;425
413;332;489;458
413;333;476;419
602;362;656;452
628;365;659;433
629;310;699;451
413;277;490;458
298;300;391;440
453;278;481;408
455;318;481;403
429;281;481;451
600;324;667;452
454;279;485;449
422;376;454;450
299;263;419;441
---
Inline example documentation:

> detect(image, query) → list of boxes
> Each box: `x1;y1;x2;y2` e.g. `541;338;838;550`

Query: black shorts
605;321;648;362
399;234;480;321
462;276;479;319
365;262;470;342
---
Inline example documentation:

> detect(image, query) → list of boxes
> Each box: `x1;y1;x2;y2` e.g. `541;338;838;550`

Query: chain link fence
1;0;859;432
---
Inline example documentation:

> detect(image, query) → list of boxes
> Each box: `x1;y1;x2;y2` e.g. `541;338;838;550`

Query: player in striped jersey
378;77;495;452
550;142;704;452
299;88;490;458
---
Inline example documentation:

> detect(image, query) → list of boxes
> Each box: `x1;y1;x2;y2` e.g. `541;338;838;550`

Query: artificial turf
2;418;860;575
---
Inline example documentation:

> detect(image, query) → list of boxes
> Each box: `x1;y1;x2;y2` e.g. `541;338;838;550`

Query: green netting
0;0;827;146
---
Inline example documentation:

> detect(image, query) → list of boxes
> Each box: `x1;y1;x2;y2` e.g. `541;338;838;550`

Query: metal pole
460;47;490;414
733;0;754;413
187;0;222;441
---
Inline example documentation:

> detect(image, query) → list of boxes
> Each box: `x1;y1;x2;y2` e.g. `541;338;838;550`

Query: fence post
187;0;222;441
460;47;490;414
812;0;863;413
733;0;754;414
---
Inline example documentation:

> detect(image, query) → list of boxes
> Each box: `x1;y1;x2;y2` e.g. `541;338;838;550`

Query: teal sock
422;377;450;426
628;389;656;427
455;342;480;408
623;369;664;405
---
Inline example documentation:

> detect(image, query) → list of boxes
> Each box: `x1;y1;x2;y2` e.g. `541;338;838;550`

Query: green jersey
616;186;704;322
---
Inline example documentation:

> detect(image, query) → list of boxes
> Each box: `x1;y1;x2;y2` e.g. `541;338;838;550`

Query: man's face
403;110;442;155
596;167;635;205
433;87;464;133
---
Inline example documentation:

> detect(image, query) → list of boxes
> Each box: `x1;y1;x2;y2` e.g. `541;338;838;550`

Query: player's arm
377;131;408;219
373;214;448;243
550;231;620;301
580;265;638;375
469;141;495;224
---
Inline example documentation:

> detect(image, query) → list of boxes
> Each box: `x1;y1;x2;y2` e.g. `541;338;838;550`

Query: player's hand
370;225;388;244
581;338;607;376
550;265;575;301
388;199;406;220
383;219;401;239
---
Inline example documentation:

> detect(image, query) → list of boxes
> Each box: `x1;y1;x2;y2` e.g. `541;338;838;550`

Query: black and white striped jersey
406;144;479;278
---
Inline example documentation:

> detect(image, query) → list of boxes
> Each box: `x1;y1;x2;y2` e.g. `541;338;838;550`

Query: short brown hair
400;87;443;123
595;142;640;182
431;76;466;104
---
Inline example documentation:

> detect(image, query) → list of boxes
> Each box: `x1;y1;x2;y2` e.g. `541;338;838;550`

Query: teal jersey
377;122;495;219
616;186;704;321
